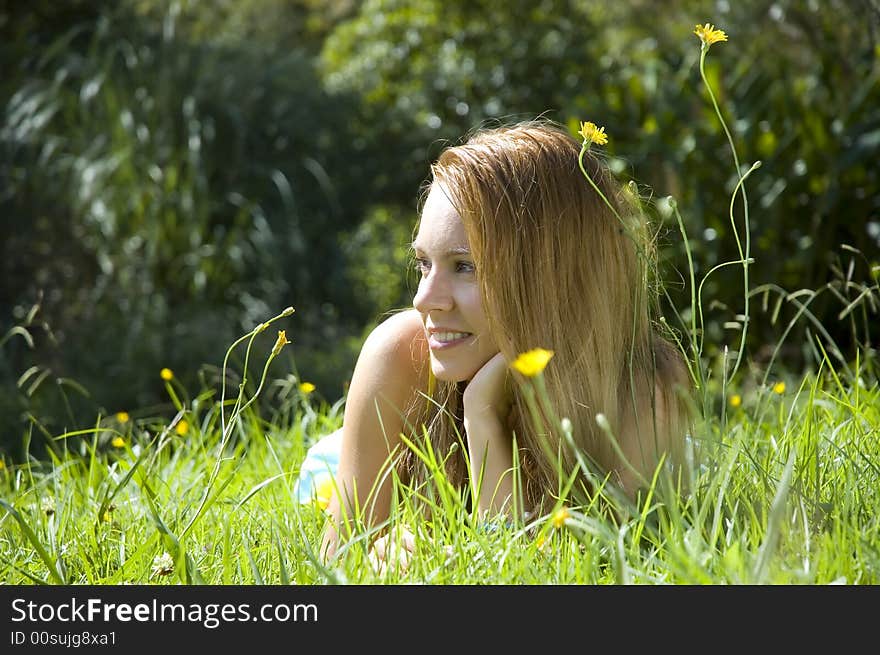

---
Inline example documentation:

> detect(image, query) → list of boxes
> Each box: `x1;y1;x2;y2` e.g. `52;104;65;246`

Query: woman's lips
427;332;473;350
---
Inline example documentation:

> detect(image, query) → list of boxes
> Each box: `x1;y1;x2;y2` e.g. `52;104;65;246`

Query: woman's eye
413;258;473;275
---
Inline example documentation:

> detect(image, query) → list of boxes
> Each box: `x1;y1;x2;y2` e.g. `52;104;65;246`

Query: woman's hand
462;351;513;423
368;525;416;576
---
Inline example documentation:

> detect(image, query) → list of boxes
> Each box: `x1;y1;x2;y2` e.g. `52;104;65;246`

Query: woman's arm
320;309;427;559
462;352;515;519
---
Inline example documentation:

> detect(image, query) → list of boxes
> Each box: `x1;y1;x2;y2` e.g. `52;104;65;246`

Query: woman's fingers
369;526;416;574
463;351;512;421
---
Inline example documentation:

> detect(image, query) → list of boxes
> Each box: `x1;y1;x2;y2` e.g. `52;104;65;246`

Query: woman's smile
427;329;474;349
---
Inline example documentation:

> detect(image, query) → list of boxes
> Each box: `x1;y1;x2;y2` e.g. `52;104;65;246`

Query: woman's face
412;183;499;382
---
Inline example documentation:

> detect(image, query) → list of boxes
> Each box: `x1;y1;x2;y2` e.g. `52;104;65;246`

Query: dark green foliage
0;2;383;447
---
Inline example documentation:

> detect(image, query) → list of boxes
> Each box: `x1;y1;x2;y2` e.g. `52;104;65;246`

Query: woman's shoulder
371;307;423;336
365;308;424;349
359;308;428;380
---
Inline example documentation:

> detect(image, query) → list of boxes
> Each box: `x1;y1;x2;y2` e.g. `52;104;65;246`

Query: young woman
301;119;692;561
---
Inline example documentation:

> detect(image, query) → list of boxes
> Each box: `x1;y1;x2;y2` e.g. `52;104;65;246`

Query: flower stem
698;46;753;385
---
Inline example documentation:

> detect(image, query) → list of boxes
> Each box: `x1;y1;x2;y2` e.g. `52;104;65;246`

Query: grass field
2;350;877;585
3;22;877;586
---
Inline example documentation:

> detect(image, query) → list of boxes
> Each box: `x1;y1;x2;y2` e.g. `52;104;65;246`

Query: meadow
2;11;879;586
1;337;878;584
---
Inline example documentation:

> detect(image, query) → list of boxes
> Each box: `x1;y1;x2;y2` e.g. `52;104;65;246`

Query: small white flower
151;552;174;577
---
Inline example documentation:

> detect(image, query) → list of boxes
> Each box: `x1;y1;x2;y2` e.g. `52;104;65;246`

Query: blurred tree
0;1;392;449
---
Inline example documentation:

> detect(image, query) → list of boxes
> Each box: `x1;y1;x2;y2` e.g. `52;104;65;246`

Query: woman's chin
430;362;473;384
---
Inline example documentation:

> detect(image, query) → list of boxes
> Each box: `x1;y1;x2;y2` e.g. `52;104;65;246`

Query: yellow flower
729;394;742;408
175;419;190;436
773;381;786;395
299;381;316;395
694;23;728;47
111;436;126;448
314;476;335;511
551;506;570;529
115;411;130;424
160;368;174;381
511;348;555;377
0;460;6;472
578;121;609;146
536;533;548;552
272;330;291;356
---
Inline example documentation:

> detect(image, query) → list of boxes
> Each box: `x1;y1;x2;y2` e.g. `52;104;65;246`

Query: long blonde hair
401;119;691;512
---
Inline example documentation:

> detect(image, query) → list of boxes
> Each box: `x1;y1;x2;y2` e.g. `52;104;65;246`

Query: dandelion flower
111;436;126;448
175;419;190;436
272;329;291;356
729;394;742;408
151;552;174;577
41;497;56;516
536;533;548;552
160;368;174;381
773;381;786;395
0;460;5;472
578;121;609;146
511;348;555;377
115;411;130;424
314;476;335;511
694;23;728;47
551;506;570;529
299;381;316;395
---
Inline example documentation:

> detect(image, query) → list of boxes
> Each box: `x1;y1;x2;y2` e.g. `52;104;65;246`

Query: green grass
3;20;877;587
2;355;877;585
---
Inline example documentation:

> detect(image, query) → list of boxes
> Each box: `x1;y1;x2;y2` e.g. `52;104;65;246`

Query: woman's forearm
463;414;514;518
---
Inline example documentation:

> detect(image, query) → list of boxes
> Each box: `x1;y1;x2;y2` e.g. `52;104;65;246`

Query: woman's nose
413;269;454;313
